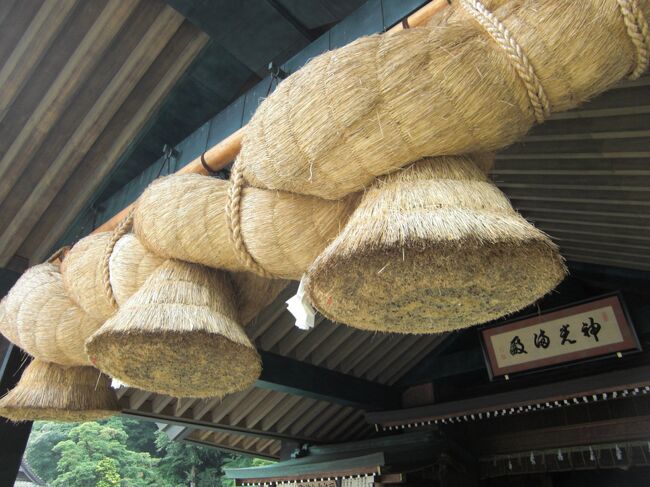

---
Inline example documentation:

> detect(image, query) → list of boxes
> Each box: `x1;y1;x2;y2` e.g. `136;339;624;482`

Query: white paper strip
286;275;316;330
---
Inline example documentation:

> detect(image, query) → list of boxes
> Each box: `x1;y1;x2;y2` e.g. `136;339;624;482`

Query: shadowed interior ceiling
0;0;366;270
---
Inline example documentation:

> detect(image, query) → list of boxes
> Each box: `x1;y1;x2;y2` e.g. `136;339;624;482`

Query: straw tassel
306;154;566;333
86;260;261;398
0;360;119;422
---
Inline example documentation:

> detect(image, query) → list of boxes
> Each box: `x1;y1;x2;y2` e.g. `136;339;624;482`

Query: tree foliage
155;429;225;486
49;421;160;487
96;458;121;487
25;421;76;483
25;417;273;487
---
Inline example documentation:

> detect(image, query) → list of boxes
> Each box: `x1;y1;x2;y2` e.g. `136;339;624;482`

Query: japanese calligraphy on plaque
481;295;640;379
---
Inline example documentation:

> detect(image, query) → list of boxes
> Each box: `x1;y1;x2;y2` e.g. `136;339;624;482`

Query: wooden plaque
481;294;640;379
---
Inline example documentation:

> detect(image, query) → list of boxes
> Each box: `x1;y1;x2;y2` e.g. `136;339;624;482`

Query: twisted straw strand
226;164;275;278
461;0;551;123
618;0;650;79
101;210;134;310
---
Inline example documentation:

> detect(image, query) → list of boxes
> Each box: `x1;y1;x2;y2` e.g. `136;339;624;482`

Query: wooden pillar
0;268;31;487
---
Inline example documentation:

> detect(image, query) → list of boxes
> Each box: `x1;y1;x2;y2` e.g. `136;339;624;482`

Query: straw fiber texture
112;232;285;321
111;234;286;325
306;154;566;334
109;233;164;307
1;263;101;365
239;0;650;199
0;298;18;346
86;259;261;398
231;272;288;325
63;228;283;327
0;359;119;422
133;174;357;280
61;232;117;322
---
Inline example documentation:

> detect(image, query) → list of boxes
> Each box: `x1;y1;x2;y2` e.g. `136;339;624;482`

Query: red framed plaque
480;294;641;379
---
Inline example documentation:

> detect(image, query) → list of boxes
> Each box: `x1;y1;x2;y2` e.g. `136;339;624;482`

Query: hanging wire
155;144;177;179
266;61;288;96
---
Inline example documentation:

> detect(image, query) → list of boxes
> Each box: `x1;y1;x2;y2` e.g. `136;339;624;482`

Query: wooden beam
260;395;303;431
228;389;274;427
566;254;650;272
193;397;222;421
128;389;152;410
244;393;287;430
0;0;139;204
210;390;252;424
398;349;487;386
122;407;316;443
0;0;77;121
367;365;650;428
256;351;399;411
183;437;279;460
0;3;186;265
478;415;650;455
175;397;197;416
89;0;450;235
0;0;42;70
151;394;174;414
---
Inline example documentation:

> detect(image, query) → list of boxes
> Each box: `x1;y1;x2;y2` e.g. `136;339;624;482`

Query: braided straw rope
618;0;650;79
461;0;550;123
100;210;134;309
226;164;275;279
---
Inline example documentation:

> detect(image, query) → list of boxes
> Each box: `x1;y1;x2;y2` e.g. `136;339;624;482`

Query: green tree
104;416;159;455
51;421;161;487
155;430;225;486
25;421;76;483
26;417;268;486
96;457;121;487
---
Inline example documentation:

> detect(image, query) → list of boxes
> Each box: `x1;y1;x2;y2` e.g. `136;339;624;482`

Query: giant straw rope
236;0;650;199
1;0;650;412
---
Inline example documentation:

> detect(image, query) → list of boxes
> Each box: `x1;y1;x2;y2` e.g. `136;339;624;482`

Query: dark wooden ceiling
0;0;367;268
0;0;208;269
97;0;367;201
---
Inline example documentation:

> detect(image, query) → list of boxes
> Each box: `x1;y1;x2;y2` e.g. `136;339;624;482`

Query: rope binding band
461;0;551;123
